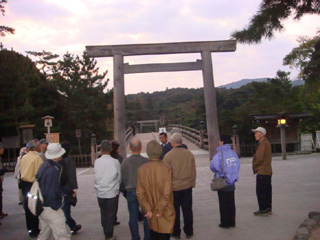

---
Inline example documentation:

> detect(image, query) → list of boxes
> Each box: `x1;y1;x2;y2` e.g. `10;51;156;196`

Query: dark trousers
123;189;144;221
217;190;236;227
62;198;76;230
256;174;272;211
150;230;170;240
0;182;3;213
98;195;119;239
127;190;150;240
21;180;40;233
173;187;193;237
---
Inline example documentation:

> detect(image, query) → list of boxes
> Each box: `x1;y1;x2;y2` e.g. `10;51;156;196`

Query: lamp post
277;119;288;160
232;125;240;156
42;116;54;142
200;120;205;149
178;117;182;128
75;129;82;155
91;133;97;167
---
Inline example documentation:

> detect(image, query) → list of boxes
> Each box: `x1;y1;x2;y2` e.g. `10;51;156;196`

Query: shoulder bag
28;179;44;216
210;151;227;191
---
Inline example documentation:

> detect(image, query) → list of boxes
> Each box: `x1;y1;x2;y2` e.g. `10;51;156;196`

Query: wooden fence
70;154;92;167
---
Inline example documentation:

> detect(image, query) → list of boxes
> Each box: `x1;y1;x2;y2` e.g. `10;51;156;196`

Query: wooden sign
45;133;60;143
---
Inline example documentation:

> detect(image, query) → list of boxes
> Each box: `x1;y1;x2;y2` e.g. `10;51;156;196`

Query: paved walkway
1;150;319;240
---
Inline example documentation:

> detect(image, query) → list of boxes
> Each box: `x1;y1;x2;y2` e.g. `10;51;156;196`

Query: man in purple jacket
210;135;240;229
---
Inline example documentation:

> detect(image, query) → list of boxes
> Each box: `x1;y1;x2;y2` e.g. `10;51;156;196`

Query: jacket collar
216;144;231;151
258;137;268;144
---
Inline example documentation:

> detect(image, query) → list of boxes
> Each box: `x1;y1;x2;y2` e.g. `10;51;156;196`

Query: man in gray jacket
94;140;121;240
121;138;150;240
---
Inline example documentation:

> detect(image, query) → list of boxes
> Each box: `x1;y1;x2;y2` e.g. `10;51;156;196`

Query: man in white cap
251;127;272;216
37;143;70;240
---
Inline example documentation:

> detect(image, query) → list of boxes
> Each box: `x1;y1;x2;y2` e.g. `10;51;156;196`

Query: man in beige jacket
163;133;196;239
252;127;272;216
20;139;43;237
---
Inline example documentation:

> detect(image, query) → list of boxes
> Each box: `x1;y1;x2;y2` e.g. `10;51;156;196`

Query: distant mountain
291;79;305;86
218;78;304;89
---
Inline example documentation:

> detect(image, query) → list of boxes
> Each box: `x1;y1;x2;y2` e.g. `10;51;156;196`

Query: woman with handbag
210;135;240;229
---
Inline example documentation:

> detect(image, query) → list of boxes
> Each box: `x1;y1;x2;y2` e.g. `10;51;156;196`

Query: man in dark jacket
60;141;81;235
0;142;9;226
252;127;272;216
159;132;173;160
37;143;70;240
121;138;150;240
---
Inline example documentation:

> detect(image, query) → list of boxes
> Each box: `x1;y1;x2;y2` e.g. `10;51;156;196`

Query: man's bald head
130;138;142;154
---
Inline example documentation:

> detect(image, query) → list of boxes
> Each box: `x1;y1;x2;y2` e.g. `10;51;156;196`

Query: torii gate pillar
201;51;220;159
113;55;127;157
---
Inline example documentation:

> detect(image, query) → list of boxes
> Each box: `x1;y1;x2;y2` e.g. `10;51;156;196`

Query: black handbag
65;192;77;207
210;151;227;191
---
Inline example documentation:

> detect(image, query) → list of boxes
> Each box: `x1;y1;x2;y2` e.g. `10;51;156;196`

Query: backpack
28;179;44;216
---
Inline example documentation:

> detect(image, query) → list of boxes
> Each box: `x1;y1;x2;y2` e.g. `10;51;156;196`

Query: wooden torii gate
137;120;160;133
86;40;237;159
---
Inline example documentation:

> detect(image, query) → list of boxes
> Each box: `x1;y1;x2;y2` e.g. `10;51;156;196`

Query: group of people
0;139;81;239
0;126;273;240
209;126;272;230
93;127;272;240
94;132;196;240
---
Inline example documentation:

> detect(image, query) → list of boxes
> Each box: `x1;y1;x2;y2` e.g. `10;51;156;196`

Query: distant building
250;112;312;152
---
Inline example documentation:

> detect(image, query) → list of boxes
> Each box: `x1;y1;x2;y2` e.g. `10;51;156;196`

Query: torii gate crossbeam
86;40;237;159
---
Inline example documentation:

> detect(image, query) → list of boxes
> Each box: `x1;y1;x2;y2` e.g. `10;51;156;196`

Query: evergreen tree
0;0;14;37
0;49;60;138
51;52;111;149
231;0;320;44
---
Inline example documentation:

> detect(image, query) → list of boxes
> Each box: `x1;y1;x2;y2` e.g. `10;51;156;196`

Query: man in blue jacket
37;143;70;240
210;135;240;229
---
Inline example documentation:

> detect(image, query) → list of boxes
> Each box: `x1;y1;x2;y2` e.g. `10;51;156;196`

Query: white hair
170;133;183;144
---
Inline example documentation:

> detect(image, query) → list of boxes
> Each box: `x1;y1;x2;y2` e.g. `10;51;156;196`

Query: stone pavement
1;150;319;240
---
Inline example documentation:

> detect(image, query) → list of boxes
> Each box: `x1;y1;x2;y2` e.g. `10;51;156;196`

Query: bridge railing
168;124;208;150
126;127;134;144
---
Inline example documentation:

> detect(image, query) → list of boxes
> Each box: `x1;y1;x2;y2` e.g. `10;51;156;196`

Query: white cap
252;127;266;135
45;143;65;159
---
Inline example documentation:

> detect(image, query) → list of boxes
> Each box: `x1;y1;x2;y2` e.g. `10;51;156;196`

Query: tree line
0;49;113;153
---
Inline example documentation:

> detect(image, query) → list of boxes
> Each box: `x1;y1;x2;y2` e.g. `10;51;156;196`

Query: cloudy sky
2;0;319;94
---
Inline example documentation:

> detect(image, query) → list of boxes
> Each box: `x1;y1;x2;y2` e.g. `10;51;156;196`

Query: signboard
44;118;52;127
22;128;33;144
159;127;167;133
75;129;82;138
2;136;20;149
301;134;313;152
45;133;60;143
